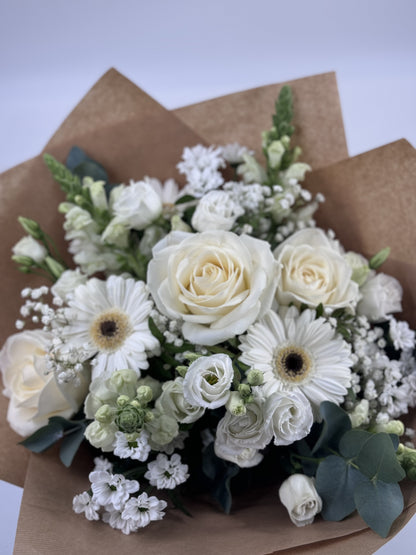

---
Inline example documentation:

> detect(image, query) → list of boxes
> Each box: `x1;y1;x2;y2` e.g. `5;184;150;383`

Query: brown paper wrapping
1;69;415;553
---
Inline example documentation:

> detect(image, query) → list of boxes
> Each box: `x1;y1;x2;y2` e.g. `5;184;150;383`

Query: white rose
279;474;322;526
274;228;360;310
265;391;313;446
0;330;88;437
147;230;279;345
214;398;273;467
12;236;47;264
191;190;244;232
51;268;87;300
156;377;205;423
112;179;162;230
357;272;403;322
182;354;234;409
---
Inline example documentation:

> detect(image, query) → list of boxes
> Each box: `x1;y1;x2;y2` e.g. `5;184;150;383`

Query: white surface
0;0;415;552
0;481;22;555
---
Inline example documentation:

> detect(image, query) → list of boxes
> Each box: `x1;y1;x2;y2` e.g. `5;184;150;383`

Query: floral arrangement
1;86;416;540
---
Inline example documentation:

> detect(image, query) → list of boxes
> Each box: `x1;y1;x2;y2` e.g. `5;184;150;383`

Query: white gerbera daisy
62;275;159;379
239;307;352;414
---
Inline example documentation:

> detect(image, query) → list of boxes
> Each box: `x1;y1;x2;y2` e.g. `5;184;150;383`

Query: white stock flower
191;190;244;232
72;492;100;521
214;397;273;468
144;453;189;489
113;430;151;461
62;275;159;379
85;420;118;452
279;474;322;526
112;179;163;230
50;268;87;301
274;228;360;311
357;273;403;322
156;377;205;423
182;354;234;409
239;307;352;414
264;390;313;446
0;329;88;437
13;235;47;263
147;230;280;345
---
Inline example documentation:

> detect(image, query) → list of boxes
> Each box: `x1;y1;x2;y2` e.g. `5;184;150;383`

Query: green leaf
369;247;391;270
20;420;64;453
312;402;351;455
148;317;164;343
355;433;405;483
175;194;196;205
202;444;239;514
316;455;364;521
73;160;108;183
59;425;86;467
354;480;403;537
339;429;373;459
66;146;89;170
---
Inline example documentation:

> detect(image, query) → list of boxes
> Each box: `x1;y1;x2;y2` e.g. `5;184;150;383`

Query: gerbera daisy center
90;309;132;351
274;344;313;384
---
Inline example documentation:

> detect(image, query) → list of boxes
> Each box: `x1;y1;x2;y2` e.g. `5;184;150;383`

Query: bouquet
1;70;416;554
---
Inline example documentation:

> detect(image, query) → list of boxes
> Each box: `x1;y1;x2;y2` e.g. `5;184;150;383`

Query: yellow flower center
89;309;132;351
273;344;313;384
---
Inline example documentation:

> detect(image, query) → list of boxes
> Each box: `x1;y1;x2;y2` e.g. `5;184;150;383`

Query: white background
0;0;415;552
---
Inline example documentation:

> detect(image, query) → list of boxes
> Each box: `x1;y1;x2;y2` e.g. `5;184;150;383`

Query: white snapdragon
12;235;47;263
144;453;189;489
279;474;322;527
182;354;234;409
191;190;244;232
237;153;267;184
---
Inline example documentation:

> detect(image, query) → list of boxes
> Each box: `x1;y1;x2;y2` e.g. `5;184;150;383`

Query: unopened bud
246;369;264;387
18;217;43;239
369;247;390;270
45;256;66;279
226;392;246;416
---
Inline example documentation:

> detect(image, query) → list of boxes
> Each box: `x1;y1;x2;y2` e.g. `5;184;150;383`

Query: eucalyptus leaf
354;480;403;537
312;402;351;455
339;429;373;459
355;433;405;483
20;420;64;453
73;160;108;183
316;455;364;521
59;425;86;467
66;146;89;170
202;444;239;514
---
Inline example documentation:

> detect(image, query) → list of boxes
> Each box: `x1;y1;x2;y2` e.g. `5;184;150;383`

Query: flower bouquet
1;70;416;555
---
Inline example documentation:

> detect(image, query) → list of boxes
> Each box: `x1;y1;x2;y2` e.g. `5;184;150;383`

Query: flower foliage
1;85;416;538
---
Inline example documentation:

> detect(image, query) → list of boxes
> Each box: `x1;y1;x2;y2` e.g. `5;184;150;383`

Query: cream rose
274;228;360;310
147;230;279;345
279;474;323;527
0;330;88;437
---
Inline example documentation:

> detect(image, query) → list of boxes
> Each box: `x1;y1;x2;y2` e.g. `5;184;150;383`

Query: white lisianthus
12;236;47;264
357;272;403;322
191;190;244;232
51;268;87;301
182;354;234;409
274;228;360;311
214;398;273;468
112;179;163;230
147;230;280;345
0;330;88;436
264;391;313;446
156;377;205;423
279;474;322;527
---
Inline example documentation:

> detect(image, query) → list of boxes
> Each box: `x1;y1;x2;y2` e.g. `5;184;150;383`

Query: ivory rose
0;330;88;437
147;230;279;345
274;228;360;310
279;474;323;527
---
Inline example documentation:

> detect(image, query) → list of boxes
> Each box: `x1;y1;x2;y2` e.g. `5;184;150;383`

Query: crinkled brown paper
0;69;415;554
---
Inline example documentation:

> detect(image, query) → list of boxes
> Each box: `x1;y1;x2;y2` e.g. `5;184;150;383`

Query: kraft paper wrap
0;69;415;553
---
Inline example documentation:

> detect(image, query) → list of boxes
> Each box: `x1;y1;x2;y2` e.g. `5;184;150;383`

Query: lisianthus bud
45;256;66;279
13;236;47;264
226;391;246;416
18;217;43;239
279;474;322;527
246;369;264;386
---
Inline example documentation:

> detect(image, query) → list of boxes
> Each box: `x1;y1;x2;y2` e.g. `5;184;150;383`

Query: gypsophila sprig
2;85;415;539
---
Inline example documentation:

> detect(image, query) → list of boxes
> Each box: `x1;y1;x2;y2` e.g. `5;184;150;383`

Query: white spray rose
214;398;273;467
0;330;88;437
12;236;47;264
191;190;244;232
112;179;163;230
279;474;323;527
274;228;360;310
51;268;87;301
156;377;205;423
265;391;313;446
147;230;280;345
182;354;234;409
357;272;403;322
